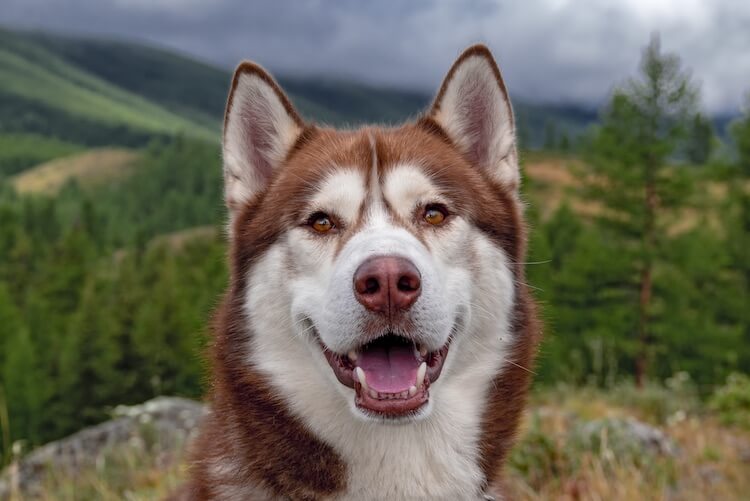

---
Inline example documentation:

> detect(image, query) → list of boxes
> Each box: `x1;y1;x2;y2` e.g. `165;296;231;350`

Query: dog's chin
302;320;454;422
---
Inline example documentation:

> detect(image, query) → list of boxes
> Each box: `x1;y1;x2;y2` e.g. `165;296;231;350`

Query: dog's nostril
364;277;379;294
397;275;419;292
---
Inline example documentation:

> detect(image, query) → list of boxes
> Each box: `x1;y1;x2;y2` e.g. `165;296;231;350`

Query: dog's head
222;46;525;424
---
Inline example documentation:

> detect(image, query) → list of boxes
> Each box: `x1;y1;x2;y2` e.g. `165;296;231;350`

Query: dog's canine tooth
419;345;427;358
355;367;368;391
348;350;358;362
416;362;427;388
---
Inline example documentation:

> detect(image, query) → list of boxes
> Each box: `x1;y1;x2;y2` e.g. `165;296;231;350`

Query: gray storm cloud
3;0;749;113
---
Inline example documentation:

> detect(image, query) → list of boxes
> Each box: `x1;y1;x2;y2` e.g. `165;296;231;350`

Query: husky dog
178;45;540;500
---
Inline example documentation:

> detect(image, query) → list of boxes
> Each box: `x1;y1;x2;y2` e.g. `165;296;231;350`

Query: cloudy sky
4;0;749;113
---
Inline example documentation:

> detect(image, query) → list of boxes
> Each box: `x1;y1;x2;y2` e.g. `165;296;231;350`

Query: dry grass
8;446;185;501
148;226;220;252
11;148;140;194
505;388;750;501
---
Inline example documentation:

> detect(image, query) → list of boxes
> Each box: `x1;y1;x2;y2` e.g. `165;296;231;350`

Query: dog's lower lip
319;332;451;417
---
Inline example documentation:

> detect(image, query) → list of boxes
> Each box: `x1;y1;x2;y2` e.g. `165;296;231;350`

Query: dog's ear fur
428;45;519;190
223;62;304;221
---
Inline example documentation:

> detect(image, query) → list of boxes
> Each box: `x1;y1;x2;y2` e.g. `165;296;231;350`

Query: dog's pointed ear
428;45;519;190
222;62;304;220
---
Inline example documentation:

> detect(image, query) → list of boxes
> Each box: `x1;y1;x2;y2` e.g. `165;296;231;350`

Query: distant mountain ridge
0;26;599;149
0;28;216;145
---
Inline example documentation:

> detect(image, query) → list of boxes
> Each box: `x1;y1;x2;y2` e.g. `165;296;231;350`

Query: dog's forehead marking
382;164;442;218
310;168;366;225
366;132;384;209
353;131;389;231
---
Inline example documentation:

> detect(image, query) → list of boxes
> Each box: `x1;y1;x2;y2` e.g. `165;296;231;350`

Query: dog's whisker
511;260;552;266
505;359;537;375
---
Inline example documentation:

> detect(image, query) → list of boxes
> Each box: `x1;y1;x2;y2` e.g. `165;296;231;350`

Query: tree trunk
636;265;652;388
636;180;657;388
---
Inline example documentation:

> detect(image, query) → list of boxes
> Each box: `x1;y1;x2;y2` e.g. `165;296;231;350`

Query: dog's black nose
353;256;421;315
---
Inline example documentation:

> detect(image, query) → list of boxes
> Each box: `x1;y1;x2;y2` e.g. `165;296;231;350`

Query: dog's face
223;46;523;424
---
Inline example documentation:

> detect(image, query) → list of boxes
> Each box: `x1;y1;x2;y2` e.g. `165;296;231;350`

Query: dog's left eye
308;212;335;233
423;204;448;226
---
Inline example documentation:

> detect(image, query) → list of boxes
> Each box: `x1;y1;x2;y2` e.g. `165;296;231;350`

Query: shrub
709;372;750;429
606;373;700;424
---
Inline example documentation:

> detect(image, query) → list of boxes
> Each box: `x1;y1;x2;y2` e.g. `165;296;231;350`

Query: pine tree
685;113;715;165
0;285;43;449
584;35;699;387
729;97;750;371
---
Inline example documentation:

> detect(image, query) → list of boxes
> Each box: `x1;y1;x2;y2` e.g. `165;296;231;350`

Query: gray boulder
0;397;206;500
570;416;680;459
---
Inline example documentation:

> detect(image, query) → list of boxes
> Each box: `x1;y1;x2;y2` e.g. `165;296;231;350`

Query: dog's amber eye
309;213;334;233
423;204;448;225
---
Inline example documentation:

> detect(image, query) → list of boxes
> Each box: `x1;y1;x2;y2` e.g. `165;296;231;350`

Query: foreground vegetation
10;382;748;501
506;381;750;500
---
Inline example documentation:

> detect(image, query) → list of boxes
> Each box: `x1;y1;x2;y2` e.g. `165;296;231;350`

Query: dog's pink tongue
357;344;419;393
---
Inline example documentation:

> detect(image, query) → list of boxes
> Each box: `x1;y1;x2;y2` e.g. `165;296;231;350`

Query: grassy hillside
0;28;216;143
23;30;427;126
24;31;357;126
11;148;140;194
0;134;82;177
16;28;597;140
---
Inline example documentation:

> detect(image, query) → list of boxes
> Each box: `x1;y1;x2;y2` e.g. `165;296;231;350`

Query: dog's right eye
308;212;335;233
423;204;448;226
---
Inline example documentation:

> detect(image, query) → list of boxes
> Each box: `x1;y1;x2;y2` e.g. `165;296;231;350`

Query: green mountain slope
1;26;598;159
26;32;349;125
21;29;598;140
0;28;216;143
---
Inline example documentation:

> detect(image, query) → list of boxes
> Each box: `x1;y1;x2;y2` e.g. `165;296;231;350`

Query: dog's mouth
321;333;450;418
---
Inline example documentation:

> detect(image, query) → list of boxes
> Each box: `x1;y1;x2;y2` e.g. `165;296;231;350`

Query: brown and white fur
176;45;541;501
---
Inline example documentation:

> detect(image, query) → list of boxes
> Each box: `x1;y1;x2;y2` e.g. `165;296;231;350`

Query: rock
698;465;723;485
570;417;679;459
733;438;750;463
0;397;207;500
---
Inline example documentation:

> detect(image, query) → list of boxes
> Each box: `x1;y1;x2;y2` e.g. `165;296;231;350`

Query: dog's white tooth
355;367;368;391
400;390;408;399
419;345;427;358
369;389;379;399
413;345;421;359
348;350;358;362
416;362;427;388
408;385;417;396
